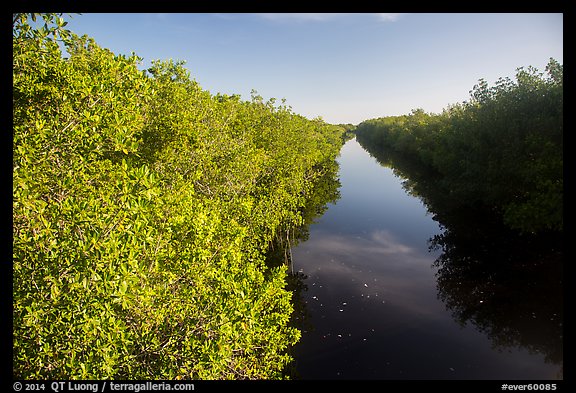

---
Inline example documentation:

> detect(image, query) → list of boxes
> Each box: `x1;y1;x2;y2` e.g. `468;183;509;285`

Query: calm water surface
290;138;562;380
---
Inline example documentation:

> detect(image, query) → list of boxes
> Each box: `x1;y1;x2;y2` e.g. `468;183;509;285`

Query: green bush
13;13;343;379
355;59;563;234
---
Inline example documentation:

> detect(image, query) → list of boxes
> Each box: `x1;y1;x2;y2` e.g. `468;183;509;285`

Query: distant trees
355;59;563;234
13;13;344;379
338;123;357;142
354;60;564;371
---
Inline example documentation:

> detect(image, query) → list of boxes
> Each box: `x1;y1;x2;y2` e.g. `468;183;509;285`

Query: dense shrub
355;59;563;234
13;14;344;379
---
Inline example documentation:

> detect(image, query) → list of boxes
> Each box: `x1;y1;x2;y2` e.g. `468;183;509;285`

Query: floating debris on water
364;283;368;287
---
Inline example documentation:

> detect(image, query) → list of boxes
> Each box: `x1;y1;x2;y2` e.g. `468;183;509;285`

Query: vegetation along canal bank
298;58;561;378
13;13;562;380
13;14;347;379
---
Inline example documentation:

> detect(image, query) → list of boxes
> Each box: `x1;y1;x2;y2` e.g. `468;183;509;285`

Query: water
290;138;562;380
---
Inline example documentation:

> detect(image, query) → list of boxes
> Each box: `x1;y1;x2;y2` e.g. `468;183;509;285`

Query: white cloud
256;13;403;23
257;13;344;22
210;13;242;21
375;13;403;22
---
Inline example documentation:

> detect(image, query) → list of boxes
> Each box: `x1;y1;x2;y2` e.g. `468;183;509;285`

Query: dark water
290;138;563;380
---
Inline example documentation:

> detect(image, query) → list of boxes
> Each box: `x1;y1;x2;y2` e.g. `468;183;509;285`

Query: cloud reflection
369;229;413;254
292;228;443;318
300;228;428;265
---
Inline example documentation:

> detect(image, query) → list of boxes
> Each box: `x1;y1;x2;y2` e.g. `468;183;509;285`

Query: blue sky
61;13;563;125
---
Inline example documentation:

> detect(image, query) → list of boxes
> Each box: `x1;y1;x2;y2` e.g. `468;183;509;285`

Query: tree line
353;61;563;368
13;14;346;379
355;58;563;235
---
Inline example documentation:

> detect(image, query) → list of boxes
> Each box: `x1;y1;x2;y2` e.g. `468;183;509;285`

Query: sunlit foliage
13;13;344;379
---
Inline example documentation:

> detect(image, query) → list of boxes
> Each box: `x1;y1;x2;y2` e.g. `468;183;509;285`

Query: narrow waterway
290;138;562;380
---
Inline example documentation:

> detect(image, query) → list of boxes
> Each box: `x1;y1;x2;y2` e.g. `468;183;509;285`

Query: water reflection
431;219;563;374
262;157;342;378
265;157;341;270
358;138;564;378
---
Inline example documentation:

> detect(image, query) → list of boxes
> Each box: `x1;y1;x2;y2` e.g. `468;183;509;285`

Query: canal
290;138;563;380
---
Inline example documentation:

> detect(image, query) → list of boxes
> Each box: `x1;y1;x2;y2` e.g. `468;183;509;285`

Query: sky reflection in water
290;139;562;380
